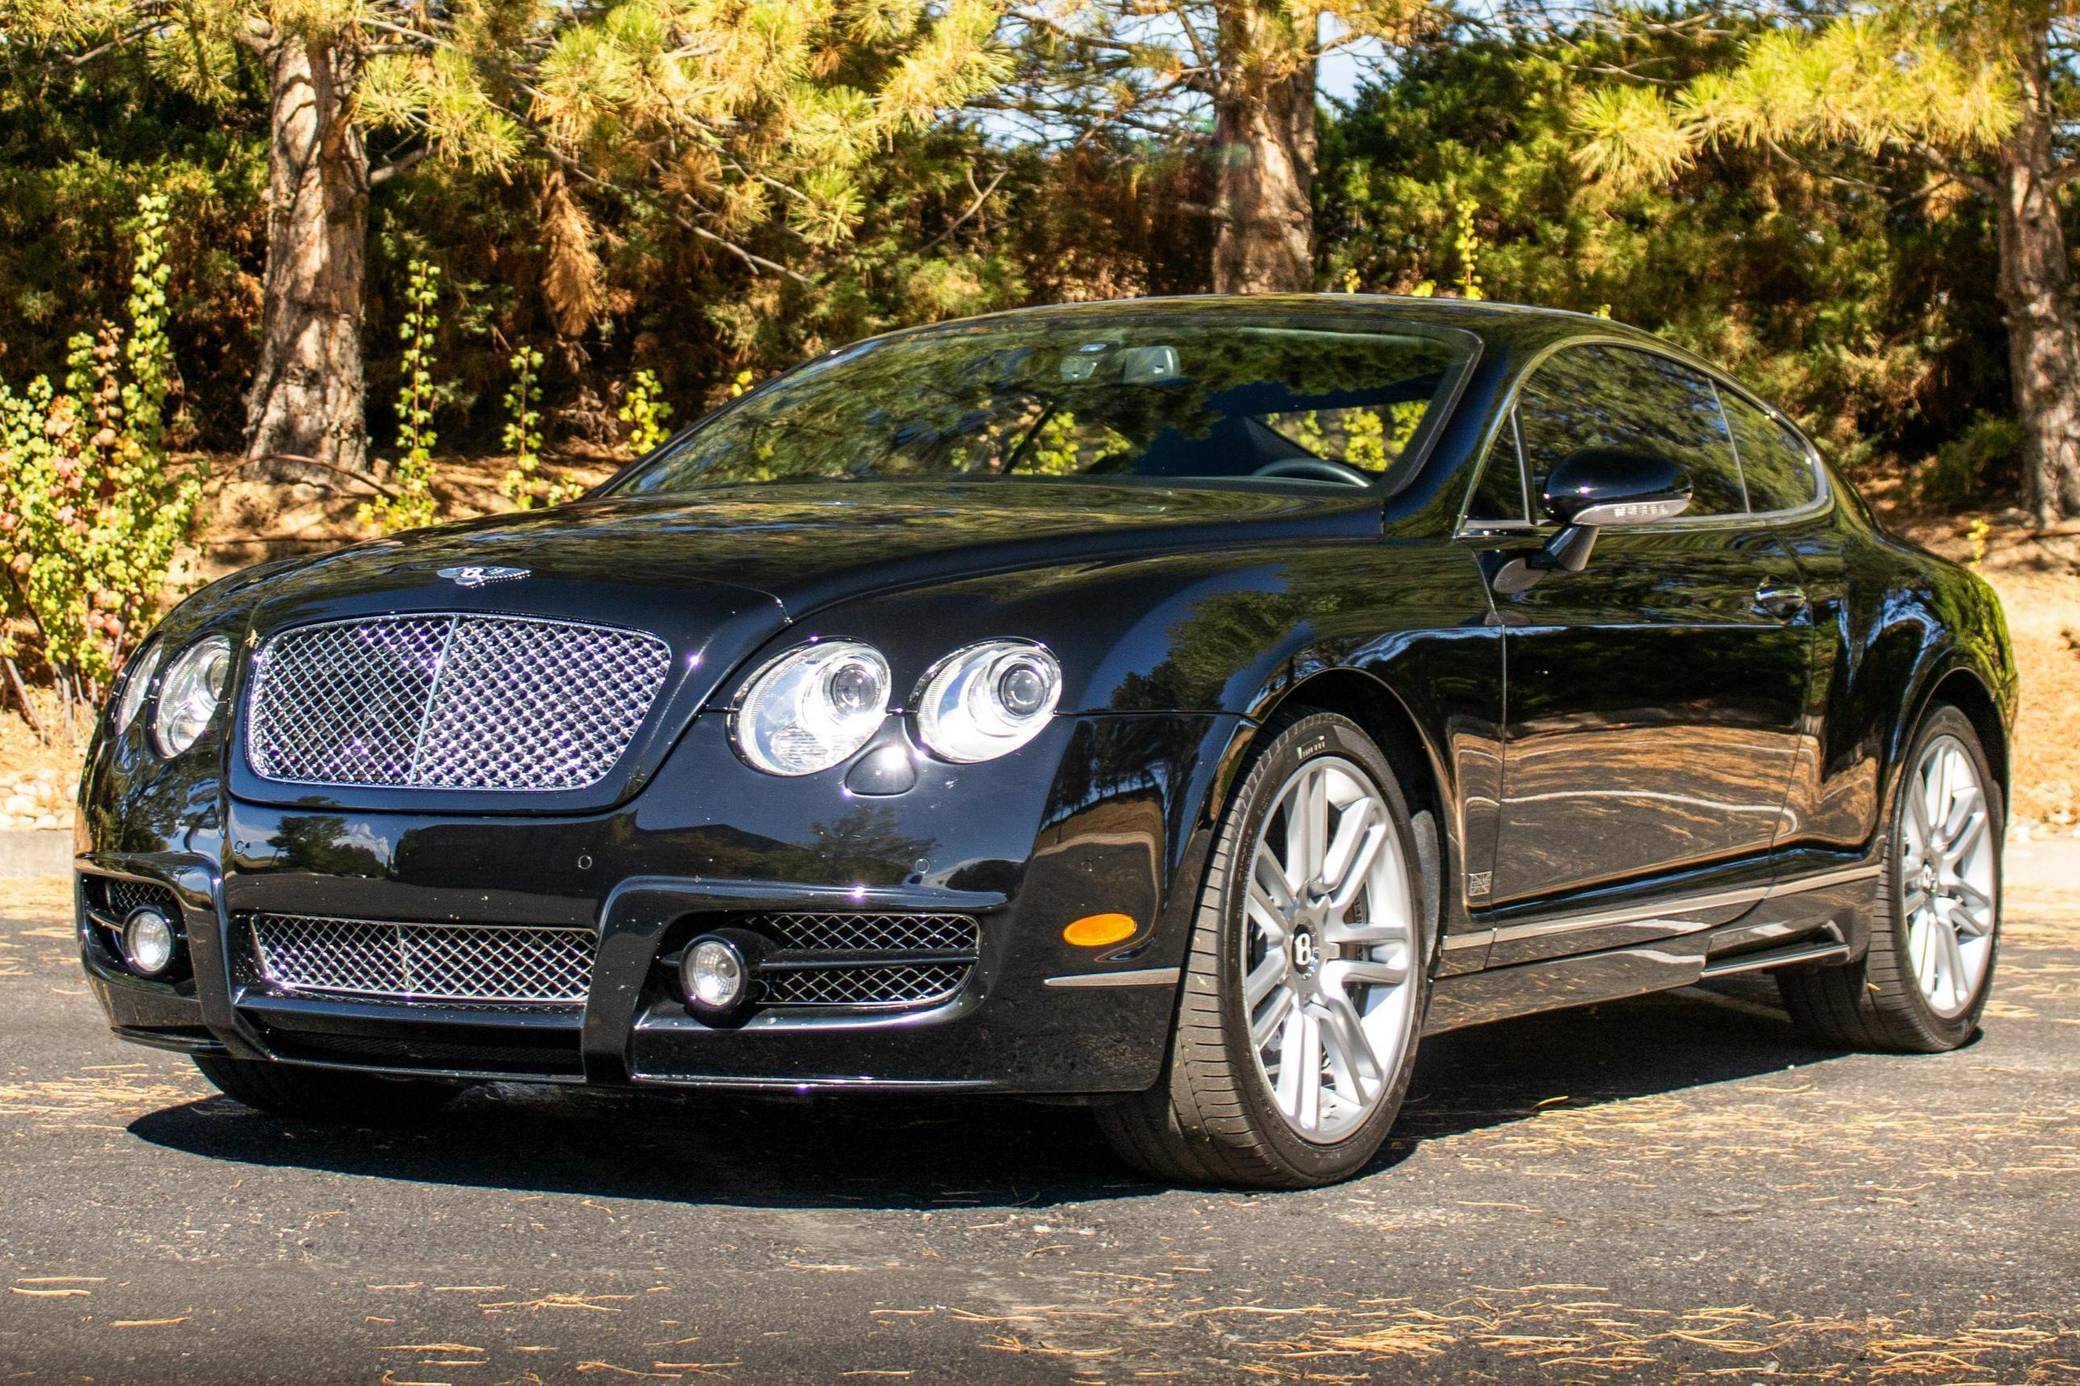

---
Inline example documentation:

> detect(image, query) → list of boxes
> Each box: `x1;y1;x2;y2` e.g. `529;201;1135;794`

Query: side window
1720;391;1820;512
1464;411;1530;523
1515;345;1747;518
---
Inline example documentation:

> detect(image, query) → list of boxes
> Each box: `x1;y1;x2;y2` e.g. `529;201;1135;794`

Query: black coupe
77;296;2014;1188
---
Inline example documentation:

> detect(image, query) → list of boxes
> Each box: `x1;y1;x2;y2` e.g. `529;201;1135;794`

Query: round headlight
914;640;1062;763
113;641;162;737
732;640;891;775
152;635;231;757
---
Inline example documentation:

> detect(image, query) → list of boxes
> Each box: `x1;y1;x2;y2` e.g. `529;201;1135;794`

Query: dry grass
1891;509;2080;832
0;1062;204;1130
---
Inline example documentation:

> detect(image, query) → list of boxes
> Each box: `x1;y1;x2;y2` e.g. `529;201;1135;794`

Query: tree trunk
1993;30;2080;525
1210;9;1317;294
243;33;371;484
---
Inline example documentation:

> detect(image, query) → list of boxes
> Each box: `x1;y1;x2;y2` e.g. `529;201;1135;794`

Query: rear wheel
193;1055;464;1120
1778;704;2001;1052
1097;711;1434;1188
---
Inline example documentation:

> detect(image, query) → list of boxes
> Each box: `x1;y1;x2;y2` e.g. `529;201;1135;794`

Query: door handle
1753;582;1808;619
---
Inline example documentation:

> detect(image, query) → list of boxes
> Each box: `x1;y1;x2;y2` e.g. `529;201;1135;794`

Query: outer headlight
113;641;162;737
732;640;891;775
152;635;231;757
914;640;1062;763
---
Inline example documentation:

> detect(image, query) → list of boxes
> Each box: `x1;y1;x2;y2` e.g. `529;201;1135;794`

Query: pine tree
991;0;1433;293
1575;2;2080;524
0;0;1010;488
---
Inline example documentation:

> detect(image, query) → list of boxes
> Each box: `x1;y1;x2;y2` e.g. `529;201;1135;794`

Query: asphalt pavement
3;846;2076;1384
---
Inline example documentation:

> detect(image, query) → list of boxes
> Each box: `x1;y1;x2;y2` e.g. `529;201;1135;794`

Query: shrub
619;369;673;455
499;345;576;510
0;192;204;736
360;259;444;534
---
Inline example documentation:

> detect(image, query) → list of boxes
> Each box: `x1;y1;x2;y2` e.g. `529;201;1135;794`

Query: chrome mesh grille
723;912;979;1009
87;876;180;921
247;913;594;1005
757;962;970;1007
246;614;672;791
761;913;979;954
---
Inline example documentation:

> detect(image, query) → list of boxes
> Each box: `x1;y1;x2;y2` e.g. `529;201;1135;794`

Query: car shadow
127;976;1863;1210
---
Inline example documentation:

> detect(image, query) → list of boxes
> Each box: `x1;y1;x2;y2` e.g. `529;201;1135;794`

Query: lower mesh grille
85;875;180;921
757;961;970;1007
731;912;978;1010
246;914;593;1005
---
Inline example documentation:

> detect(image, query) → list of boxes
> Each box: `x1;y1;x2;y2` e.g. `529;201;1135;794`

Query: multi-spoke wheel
1241;756;1417;1142
1097;710;1434;1187
1779;703;2002;1052
1898;733;1998;1017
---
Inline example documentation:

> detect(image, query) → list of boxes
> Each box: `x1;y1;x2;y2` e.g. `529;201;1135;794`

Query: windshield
610;317;1470;495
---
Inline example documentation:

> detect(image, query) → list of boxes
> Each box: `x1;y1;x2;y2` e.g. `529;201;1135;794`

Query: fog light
120;907;178;977
682;934;752;1016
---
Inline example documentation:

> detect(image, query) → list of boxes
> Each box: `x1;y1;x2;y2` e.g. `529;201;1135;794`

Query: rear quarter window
1721;391;1821;513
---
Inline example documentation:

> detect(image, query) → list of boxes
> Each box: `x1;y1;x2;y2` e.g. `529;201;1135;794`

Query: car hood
216;481;1378;814
258;481;1381;615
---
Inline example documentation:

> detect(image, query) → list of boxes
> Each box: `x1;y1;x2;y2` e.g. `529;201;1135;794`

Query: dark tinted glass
1721;390;1820;512
613;323;1467;494
1465;412;1530;523
1516;345;1746;518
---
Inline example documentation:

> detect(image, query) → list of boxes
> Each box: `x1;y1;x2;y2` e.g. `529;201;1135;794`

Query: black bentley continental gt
76;296;2014;1187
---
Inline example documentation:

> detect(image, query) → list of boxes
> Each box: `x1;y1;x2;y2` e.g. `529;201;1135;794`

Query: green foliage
618;368;673;455
359;259;443;534
1318;25;2011;478
1451;197;1483;301
0;191;203;715
1924;413;2024;509
1574;13;2022;189
499;344;573;510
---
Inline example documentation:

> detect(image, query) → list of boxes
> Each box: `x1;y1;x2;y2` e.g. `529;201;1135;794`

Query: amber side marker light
1063;913;1137;948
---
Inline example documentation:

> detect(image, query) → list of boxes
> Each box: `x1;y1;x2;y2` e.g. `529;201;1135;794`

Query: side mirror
1493;449;1691;594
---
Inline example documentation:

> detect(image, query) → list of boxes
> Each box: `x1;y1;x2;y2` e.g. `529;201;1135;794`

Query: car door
1469;343;1814;929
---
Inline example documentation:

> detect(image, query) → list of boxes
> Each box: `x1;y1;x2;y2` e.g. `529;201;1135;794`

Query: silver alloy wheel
1241;755;1417;1142
1899;733;1999;1019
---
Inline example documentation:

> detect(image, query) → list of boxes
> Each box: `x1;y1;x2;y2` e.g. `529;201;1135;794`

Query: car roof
908;293;1674;356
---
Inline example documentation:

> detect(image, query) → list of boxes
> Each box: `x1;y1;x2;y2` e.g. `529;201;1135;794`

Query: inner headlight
113;640;162;737
732;640;891;775
152;635;231;757
914;640;1062;763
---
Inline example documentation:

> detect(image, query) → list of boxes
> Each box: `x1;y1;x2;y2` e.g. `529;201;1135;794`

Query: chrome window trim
1452;333;1834;541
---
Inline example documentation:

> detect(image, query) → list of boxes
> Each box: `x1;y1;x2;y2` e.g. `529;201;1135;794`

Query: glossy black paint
75;295;2016;1095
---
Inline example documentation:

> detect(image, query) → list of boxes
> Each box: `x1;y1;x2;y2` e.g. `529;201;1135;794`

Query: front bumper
78;711;1243;1095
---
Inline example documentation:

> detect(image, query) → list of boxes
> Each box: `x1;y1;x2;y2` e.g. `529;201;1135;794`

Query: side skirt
1425;857;1882;1036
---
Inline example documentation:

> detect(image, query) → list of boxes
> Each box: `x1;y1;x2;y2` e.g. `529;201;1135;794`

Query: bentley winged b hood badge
437;564;531;589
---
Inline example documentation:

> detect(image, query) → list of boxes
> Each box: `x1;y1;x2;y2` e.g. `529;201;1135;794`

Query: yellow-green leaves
0;192;202;702
1575;12;2022;190
359;258;443;534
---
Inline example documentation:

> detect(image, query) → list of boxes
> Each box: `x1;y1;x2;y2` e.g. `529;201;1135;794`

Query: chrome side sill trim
1699;941;1853;979
1487;883;1774;946
1044;967;1182;990
1775;863;1883;892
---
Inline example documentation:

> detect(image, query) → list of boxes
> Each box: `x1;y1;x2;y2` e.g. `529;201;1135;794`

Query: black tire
193;1055;465;1120
1777;704;2001;1052
1097;710;1437;1188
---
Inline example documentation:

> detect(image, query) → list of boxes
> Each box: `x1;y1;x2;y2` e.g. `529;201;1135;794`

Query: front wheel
193;1055;465;1120
1098;711;1435;1188
1778;703;2001;1052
